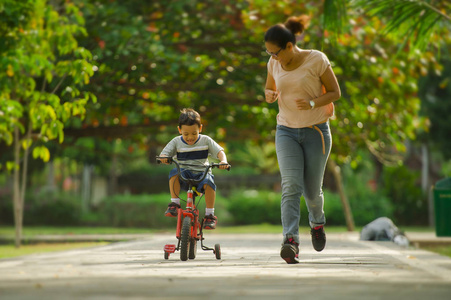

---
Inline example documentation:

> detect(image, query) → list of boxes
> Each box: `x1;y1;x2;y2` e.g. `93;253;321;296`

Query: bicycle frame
175;188;200;241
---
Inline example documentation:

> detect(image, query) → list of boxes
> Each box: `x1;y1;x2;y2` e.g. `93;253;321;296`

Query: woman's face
265;41;289;63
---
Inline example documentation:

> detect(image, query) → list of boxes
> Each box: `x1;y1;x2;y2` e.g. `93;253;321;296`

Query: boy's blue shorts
169;168;216;193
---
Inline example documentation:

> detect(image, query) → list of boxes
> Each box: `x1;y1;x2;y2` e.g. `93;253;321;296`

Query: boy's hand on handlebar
160;158;170;164
219;162;230;170
156;156;171;165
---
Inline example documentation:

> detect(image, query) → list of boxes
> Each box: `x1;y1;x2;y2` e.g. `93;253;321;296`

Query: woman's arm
264;72;278;103
295;66;341;110
313;66;341;108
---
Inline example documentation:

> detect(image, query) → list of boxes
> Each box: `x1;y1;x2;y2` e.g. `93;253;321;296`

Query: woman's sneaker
280;237;299;264
311;225;326;251
203;215;217;229
164;202;181;217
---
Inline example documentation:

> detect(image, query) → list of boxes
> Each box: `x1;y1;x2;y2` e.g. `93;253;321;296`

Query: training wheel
214;243;221;260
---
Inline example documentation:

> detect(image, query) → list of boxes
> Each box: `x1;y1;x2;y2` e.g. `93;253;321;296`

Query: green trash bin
434;177;451;237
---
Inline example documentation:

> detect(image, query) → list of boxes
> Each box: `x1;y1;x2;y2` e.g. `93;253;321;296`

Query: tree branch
51;74;67;95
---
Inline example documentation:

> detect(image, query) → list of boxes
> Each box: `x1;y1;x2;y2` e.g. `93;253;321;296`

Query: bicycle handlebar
156;156;231;185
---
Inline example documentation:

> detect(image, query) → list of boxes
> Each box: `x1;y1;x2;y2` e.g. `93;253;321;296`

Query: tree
353;0;450;53
0;0;96;247
10;1;445;230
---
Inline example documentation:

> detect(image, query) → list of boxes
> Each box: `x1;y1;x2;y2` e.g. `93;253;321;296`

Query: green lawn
0;226;153;238
422;245;451;258
0;242;109;259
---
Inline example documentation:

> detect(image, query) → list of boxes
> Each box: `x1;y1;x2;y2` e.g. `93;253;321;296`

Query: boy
159;108;229;229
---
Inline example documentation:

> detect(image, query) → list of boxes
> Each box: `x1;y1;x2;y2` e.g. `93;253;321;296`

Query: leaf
32;146;50;162
6;161;16;171
21;138;32;150
32;146;41;159
41;146;50;162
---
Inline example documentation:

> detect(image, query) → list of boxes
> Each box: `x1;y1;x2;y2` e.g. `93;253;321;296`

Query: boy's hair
179;108;201;128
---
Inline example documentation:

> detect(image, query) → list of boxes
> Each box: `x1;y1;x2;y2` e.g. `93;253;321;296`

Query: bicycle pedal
164;244;176;253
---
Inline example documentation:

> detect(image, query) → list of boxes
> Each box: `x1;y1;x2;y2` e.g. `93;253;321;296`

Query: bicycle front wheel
180;216;191;261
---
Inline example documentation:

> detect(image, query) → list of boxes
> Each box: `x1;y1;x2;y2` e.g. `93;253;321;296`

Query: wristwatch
309;100;316;109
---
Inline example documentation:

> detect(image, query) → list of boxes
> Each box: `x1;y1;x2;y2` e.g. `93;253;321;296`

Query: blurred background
1;0;450;239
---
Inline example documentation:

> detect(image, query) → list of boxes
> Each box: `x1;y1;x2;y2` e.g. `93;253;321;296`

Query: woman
264;15;341;264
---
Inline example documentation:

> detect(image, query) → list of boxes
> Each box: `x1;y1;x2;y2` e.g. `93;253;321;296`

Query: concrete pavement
0;232;451;299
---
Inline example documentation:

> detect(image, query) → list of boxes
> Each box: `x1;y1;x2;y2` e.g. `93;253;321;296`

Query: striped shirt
160;135;224;173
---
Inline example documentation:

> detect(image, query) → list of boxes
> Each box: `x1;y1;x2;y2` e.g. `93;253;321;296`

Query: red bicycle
156;156;230;261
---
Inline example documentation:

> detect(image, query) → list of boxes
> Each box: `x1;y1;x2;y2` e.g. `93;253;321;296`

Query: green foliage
227;189;282;225
418;55;451;159
0;190;84;226
0;0;96;167
354;0;450;52
37;0;447;174
24;190;81;226
325;16;435;166
90;194;172;228
341;169;394;226
0;0;35;52
382;165;426;225
229;141;279;174
0;194;14;225
89;193;229;228
226;186;393;227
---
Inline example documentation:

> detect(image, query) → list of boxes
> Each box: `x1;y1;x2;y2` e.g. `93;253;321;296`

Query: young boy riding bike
158;108;230;230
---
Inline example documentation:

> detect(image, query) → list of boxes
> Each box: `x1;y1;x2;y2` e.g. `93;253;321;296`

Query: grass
0;226;153;238
0;242;109;259
422;245;451;258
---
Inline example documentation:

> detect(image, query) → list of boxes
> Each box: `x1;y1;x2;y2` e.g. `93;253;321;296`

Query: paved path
1;232;451;299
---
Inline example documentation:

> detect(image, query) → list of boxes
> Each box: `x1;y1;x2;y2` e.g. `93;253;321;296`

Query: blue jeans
275;123;332;244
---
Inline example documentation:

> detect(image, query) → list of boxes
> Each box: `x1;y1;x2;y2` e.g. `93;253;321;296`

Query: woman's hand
265;89;279;103
295;99;312;110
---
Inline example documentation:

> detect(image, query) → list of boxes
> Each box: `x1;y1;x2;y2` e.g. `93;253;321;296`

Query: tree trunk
13;127;22;248
422;143;434;227
108;150;118;196
47;160;57;192
81;164;93;213
327;159;355;231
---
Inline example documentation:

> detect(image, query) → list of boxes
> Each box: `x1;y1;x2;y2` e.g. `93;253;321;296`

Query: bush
0;194;14;225
96;194;174;228
226;183;394;227
322;190;346;226
227;189;282;225
25;190;82;226
227;189;345;226
90;192;230;228
382;165;426;225
339;166;394;226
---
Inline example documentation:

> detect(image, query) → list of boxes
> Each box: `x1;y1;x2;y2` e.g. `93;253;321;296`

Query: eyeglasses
266;48;283;58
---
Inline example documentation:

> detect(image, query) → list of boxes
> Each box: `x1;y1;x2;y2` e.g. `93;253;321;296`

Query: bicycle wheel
180;216;191;261
189;238;197;259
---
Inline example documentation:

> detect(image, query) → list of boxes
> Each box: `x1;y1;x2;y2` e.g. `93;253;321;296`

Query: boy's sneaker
164;202;181;217
311;225;326;252
203;215;217;230
280;237;299;264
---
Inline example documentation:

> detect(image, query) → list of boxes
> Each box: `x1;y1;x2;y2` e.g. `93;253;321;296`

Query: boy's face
178;124;202;145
